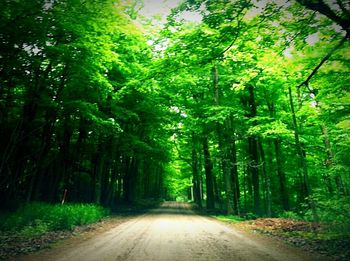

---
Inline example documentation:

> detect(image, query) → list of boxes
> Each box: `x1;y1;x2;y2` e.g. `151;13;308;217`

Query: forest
0;0;349;229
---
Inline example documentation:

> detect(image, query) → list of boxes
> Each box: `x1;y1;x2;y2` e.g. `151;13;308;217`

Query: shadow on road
148;201;197;216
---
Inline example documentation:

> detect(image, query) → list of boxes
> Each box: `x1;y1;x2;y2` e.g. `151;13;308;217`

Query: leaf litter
235;218;350;261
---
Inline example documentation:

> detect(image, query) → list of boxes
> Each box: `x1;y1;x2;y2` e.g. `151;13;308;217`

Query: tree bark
247;85;260;216
192;133;202;208
274;138;290;211
203;136;215;210
229;133;240;215
258;140;271;217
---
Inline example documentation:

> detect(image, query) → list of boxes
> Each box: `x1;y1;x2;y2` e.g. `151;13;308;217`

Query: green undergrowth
212;211;350;241
212;215;246;223
0;202;109;236
280;195;350;239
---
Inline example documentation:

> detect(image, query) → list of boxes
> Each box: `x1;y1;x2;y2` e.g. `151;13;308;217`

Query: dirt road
15;202;328;261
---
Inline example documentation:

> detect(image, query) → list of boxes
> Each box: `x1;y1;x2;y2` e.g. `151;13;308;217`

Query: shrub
245;212;258;220
303;194;350;236
0;202;109;235
279;211;302;220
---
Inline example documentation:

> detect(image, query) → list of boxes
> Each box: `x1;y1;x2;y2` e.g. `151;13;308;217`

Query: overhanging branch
298;31;349;90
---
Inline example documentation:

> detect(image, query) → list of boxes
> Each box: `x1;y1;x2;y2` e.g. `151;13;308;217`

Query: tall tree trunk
26;108;57;202
124;156;138;203
243;166;248;212
227;116;240;215
247;85;260;216
274;138;290;211
212;65;235;214
115;155;123;203
92;141;105;204
248;136;260;215
258;139;271;217
319;124;334;194
10;63;54;197
288;86;318;222
32;66;69;202
203;136;215;210
266;97;290;211
192;133;202;208
105;160;117;207
229;135;241;215
56;116;73;203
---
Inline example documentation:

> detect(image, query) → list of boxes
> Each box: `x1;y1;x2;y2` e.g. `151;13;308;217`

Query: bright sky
139;0;201;23
139;0;180;17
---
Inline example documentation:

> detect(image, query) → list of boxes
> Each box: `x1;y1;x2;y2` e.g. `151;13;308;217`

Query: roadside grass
212;215;245;223
0;202;109;237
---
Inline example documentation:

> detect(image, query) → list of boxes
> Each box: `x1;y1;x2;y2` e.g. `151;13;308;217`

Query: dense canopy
0;0;349;226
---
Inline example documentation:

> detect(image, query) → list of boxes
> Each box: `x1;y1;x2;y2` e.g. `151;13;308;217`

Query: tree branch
336;0;350;17
296;0;350;32
298;31;350;89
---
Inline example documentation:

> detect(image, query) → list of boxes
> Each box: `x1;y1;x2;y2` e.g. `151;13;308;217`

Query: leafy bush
244;212;258;220
279;211;302;220
304;194;350;235
0;202;109;234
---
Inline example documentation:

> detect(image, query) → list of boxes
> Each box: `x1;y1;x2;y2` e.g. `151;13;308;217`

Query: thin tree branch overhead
298;31;350;89
296;0;350;32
